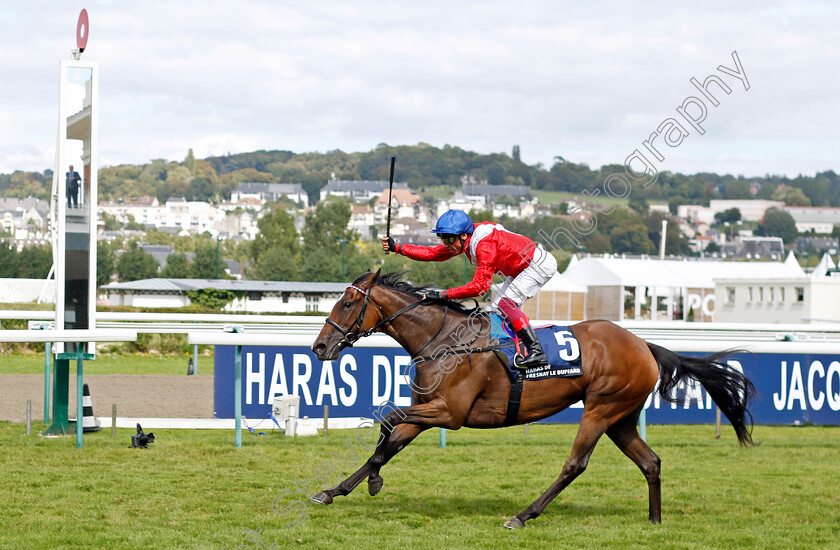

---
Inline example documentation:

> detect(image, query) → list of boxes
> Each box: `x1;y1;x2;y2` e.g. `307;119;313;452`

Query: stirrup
513;353;529;371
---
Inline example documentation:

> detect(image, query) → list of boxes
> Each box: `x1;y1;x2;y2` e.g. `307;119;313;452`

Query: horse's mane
357;270;487;318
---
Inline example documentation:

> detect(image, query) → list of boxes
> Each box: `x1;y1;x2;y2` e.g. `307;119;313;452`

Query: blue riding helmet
431;210;475;235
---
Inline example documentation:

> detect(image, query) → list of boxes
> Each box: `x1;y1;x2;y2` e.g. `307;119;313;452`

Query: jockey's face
439;233;467;254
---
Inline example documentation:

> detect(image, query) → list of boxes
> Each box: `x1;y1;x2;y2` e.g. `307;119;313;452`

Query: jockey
381;209;558;370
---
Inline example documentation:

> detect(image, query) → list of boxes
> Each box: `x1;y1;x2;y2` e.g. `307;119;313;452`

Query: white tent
562;256;806;289
811;252;837;278
560;255;807;322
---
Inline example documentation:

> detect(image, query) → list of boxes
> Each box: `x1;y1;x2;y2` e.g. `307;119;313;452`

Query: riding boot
514;325;548;370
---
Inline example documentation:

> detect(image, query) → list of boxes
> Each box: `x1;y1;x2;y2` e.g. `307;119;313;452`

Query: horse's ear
359;269;380;289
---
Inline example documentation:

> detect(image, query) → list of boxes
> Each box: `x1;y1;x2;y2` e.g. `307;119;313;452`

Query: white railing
3;310;840;341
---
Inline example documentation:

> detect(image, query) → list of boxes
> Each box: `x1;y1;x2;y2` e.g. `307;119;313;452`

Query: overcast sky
1;1;837;179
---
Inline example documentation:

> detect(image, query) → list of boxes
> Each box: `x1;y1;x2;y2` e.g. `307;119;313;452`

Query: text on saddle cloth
489;315;583;381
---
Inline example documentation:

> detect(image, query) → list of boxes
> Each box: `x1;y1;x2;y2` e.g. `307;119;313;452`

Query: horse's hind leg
504;410;607;529
311;423;425;505
606;410;662;523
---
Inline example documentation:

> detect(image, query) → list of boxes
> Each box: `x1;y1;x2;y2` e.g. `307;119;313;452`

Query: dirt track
0;374;214;422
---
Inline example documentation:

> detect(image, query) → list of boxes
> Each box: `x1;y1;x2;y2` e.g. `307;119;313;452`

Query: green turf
0;423;837;549
0;353;213;375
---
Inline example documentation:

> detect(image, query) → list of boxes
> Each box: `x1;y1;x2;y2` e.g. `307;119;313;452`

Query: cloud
1;1;838;178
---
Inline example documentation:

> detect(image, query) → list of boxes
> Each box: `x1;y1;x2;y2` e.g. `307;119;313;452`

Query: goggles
439;234;459;245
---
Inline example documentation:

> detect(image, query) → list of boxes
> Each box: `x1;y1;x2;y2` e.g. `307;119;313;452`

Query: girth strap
503;371;524;427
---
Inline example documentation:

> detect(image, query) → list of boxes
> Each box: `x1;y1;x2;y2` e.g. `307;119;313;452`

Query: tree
301;199;357;279
714;208;742;225
610;224;656;255
161;252;191;278
773;186;811;206
186;288;235;310
100;212;122;231
0;241;19;277
469;210;497;223
628;195;649;213
783;188;811;207
186;177;216;202
97;243;116;287
758;208;798;244
485;162;506;186
184;148;196;174
250;207;300;266
252;247;301;281
116;243;159;281
16;245;53;278
724;179;752;199
755;182;776;200
191;240;222;278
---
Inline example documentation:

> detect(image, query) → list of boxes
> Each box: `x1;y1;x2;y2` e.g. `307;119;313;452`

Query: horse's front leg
368;397;463;491
311;423;426;505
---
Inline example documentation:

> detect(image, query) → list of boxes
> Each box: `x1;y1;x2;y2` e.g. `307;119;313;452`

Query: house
462;184;535;206
794;236;839;256
349;205;376;240
101;278;348;313
715;273;840;323
677;199;784;224
718;236;785;260
437;191;486;216
783;206;840;234
230;182;309;207
164;198;224;235
99;196;163;227
0;197;50;232
320;179;410;203
373;188;426;226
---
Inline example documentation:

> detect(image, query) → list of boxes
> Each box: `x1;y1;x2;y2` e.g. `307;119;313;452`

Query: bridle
325;284;381;347
325;284;432;349
324;283;510;364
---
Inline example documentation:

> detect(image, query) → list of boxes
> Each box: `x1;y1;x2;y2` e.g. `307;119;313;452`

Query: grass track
0;423;838;549
0;353;212;375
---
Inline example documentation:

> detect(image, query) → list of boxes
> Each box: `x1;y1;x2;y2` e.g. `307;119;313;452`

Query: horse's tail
647;343;755;446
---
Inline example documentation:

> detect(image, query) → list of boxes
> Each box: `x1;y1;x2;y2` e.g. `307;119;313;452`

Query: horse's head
311;269;382;361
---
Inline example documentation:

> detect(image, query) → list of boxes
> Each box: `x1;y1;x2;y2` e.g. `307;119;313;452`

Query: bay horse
310;270;754;528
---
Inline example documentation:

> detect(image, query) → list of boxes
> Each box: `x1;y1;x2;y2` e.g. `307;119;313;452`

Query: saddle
489;315;583;382
488;315;584;427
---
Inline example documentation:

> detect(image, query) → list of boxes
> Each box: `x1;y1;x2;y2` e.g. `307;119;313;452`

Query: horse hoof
311;491;333;505
503;516;525;529
368;475;384;496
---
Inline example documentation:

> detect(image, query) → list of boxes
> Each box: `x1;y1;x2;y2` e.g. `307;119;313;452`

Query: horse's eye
343;302;352;309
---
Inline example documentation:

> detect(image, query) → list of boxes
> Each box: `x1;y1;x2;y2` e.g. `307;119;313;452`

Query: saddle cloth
489;314;583;381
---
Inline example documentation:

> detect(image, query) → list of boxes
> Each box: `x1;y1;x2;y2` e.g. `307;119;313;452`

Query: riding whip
385;156;396;254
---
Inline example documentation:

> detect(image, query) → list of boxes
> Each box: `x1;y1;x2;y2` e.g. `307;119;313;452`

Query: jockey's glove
386;236;397;252
424;289;447;301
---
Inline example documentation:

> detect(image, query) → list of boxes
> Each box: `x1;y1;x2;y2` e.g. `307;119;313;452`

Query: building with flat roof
102;278;347;313
715;275;840;324
783;206;840;234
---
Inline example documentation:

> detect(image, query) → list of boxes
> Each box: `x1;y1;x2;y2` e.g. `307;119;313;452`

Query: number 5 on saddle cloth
489;314;584;381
